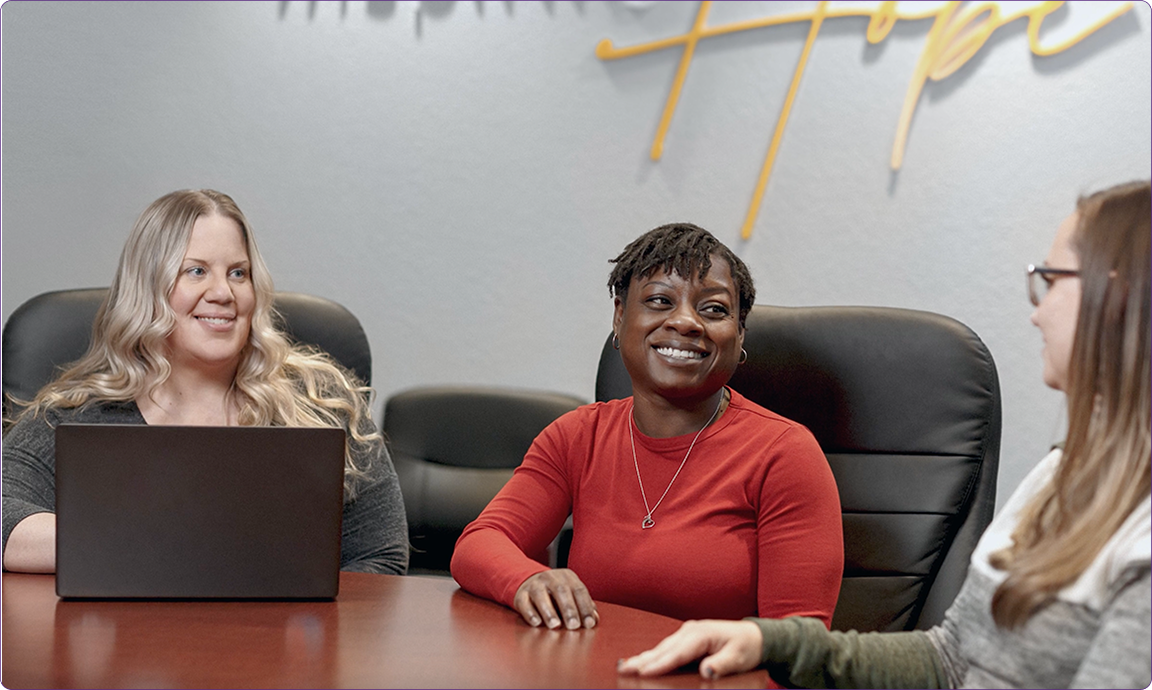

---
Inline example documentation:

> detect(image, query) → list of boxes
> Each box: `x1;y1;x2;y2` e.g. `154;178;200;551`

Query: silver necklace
629;392;725;530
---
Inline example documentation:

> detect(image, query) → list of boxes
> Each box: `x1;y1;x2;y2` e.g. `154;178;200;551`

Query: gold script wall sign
596;1;1134;239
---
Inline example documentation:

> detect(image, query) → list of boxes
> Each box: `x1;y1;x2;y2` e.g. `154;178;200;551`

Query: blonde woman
2;189;408;575
618;180;1151;688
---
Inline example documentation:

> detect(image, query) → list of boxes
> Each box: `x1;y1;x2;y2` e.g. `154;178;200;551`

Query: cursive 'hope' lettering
596;1;1133;239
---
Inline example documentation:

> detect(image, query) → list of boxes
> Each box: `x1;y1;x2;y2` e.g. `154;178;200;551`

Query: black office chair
2;287;373;418
595;305;1001;632
384;386;586;577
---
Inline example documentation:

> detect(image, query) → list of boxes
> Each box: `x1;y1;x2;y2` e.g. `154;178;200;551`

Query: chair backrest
596;305;1001;632
384;386;585;576
2;288;373;413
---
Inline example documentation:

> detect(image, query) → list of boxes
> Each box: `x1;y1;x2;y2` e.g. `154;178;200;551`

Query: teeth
656;347;705;360
197;317;232;325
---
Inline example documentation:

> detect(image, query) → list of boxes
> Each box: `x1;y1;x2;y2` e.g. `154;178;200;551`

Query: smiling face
1030;212;1082;391
613;255;745;406
165;213;255;378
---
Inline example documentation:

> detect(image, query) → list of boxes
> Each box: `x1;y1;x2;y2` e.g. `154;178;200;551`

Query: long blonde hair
16;190;379;496
990;180;1151;627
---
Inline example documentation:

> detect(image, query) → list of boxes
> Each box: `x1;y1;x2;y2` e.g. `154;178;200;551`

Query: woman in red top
451;223;843;630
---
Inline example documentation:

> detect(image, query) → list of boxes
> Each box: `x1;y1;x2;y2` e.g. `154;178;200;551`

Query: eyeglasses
1027;264;1080;306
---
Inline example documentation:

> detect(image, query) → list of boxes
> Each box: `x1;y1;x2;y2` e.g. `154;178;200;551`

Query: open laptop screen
55;424;345;599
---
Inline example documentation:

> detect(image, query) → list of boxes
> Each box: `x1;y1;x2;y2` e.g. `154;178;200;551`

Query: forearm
754;617;948;689
451;526;551;605
341;506;409;575
3;512;56;573
340;454;410;575
3;412;61;560
450;437;573;605
341;542;408;575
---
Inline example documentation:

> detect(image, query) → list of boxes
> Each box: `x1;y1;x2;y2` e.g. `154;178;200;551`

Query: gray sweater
928;564;1150;688
926;448;1151;689
754;448;1151;689
2;401;409;575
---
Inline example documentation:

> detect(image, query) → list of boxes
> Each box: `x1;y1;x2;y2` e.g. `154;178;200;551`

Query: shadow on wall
275;1;599;36
278;0;351;19
1031;4;1144;75
277;1;593;27
926;2;1144;105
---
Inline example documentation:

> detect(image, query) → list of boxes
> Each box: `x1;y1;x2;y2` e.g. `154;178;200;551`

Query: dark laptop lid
55;424;345;599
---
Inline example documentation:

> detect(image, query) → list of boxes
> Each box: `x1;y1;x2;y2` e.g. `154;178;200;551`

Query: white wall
3;1;1149;509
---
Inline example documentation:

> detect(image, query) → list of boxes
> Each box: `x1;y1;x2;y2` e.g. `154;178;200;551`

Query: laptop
54;424;346;599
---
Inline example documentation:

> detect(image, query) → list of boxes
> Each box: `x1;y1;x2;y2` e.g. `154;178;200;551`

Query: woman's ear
612;296;625;335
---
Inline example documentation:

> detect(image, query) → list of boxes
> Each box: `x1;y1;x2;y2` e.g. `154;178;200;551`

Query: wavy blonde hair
990;180;1151;627
16;189;379;497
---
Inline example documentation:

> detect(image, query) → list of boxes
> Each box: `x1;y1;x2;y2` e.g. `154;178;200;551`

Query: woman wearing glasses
618;180;1151;688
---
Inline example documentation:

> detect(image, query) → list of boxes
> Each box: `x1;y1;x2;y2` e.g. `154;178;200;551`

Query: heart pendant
641;516;655;529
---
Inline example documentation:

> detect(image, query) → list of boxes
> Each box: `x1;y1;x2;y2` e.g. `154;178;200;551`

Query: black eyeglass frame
1027;264;1080;306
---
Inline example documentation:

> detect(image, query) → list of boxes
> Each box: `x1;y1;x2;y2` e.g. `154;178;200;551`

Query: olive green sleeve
749;616;948;689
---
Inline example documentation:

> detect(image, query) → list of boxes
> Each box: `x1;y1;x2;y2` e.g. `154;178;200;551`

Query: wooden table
2;571;769;688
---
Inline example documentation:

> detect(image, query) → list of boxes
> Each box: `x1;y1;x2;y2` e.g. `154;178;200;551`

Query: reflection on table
2;571;769;689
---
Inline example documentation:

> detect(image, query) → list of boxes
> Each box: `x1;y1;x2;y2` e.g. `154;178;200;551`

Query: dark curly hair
608;222;756;328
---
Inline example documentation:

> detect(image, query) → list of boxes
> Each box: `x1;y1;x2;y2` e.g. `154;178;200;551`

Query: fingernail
529;616;541;627
567;617;580;630
616;658;625;672
584;615;596;628
547;617;560;629
702;666;715;680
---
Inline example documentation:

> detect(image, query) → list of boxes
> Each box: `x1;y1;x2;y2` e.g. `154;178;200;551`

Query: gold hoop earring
612;333;621;350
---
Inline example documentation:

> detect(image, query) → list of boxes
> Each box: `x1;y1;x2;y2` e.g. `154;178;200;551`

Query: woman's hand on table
514;568;599;630
616;619;763;679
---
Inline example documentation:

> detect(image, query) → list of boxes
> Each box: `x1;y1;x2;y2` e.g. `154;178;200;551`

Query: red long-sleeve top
451;389;843;624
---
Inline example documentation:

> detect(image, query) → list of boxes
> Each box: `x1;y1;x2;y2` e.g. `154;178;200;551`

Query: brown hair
990;180;1151;627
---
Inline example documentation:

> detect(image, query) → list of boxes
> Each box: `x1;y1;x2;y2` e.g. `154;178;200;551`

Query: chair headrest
384;386;586;469
596;304;1001;455
2;288;373;405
